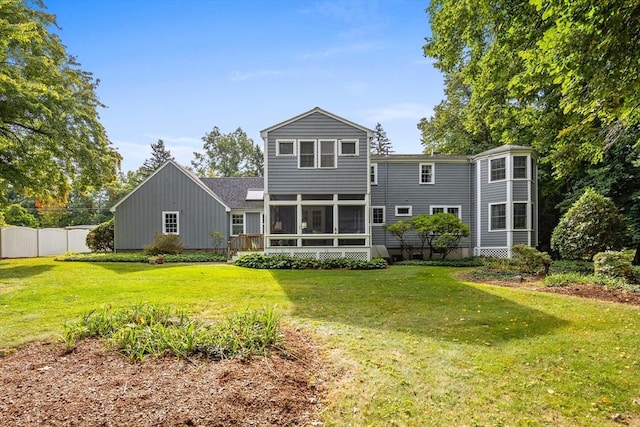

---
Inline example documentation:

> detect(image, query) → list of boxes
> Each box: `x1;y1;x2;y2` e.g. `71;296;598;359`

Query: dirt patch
460;272;640;306
0;328;325;426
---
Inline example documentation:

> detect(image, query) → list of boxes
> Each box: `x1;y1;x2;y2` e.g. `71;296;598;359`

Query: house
112;107;537;259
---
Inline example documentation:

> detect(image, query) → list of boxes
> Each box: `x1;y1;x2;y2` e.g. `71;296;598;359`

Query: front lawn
1;258;639;426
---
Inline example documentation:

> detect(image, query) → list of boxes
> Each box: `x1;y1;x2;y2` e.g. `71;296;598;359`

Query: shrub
544;273;631;290
143;233;185;255
86;218;114;252
511;244;552;275
593;250;636;283
551;188;629;260
235;253;387;270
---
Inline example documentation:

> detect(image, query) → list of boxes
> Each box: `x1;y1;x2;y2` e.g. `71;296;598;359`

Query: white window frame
513;202;528;230
395;205;412;217
372;206;385;226
318;139;337;168
489;203;506;231
339;139;359;156
489;157;507;182
419;162;435;184
276;139;296;156
162;211;179;235
370;163;378;185
430;205;462;219
231;213;245;236
298;139;316;169
513;155;528;180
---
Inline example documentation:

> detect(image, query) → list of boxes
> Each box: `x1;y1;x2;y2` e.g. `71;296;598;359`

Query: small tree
86;218;114;252
427;213;470;260
551;188;629;260
210;230;225;252
411;214;433;259
385;220;412;260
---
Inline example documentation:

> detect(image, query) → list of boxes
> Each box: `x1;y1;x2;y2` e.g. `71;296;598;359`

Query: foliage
551;188;629;260
143;233;185;255
57;251;228;263
593;251;637;283
0;0;121;203
210;230;225;251
370;122;392;155
428;213;470;259
384;220;413;260
235;253;387;270
511;244;551;275
394;257;484;267
136;139;175;181
543;273;638;292
3;203;38;227
191;127;263;177
85;218;114;252
62;304;281;361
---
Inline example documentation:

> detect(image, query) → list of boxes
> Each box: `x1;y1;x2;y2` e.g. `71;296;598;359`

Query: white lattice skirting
266;248;371;261
474;247;511;258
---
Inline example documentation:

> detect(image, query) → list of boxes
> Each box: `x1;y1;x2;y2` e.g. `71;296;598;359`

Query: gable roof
260;106;374;139
110;161;231;213
200;177;264;210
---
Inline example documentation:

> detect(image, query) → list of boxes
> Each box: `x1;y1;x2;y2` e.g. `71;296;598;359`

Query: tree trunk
633;244;640;266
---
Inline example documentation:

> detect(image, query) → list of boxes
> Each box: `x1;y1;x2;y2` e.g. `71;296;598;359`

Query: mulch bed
0;328;325;426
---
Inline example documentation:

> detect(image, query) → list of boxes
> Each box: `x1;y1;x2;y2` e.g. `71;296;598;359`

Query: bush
551;188;629;260
235;253;387;270
593;250;636;283
544;273;632;290
144;233;185;255
86;218;114;252
511;244;552;275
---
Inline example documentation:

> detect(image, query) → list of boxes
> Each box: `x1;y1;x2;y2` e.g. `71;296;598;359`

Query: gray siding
513;181;529;201
266;112;368;194
246;212;262;234
114;163;229;250
512;231;529;245
371;160;473;249
480;158;508;247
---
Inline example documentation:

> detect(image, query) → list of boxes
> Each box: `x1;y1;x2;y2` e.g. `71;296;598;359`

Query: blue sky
44;0;443;172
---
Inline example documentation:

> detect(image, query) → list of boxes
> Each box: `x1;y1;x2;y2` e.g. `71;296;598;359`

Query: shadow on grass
271;266;568;346
0;263;54;280
88;262;188;274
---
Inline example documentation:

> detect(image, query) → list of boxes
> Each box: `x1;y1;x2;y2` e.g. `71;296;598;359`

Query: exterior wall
114;163;229;250
245;212;262;234
479;158;509;248
265;112;369;194
371;158;473;253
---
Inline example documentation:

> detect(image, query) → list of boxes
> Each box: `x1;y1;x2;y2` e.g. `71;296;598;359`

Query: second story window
276;140;295;156
419;163;434;184
513;156;528;179
490;157;506;182
319;140;336;168
370;164;378;185
299;140;315;168
339;139;358;156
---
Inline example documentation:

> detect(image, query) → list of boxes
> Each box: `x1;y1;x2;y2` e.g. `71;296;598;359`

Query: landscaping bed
0;327;325;426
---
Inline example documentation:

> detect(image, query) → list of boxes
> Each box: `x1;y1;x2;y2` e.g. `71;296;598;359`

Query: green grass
2;258;640;426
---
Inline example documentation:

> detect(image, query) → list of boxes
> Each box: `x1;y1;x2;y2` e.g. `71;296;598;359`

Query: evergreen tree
371;123;393;155
137;140;175;180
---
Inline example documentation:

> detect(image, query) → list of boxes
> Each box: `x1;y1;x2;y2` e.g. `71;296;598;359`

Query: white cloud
360;102;434;123
229;69;287;82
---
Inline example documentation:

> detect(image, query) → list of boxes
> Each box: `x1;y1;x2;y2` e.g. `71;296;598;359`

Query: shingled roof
200;177;264;210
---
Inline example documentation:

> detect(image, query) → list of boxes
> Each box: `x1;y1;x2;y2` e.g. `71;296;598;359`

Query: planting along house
112;107;537;259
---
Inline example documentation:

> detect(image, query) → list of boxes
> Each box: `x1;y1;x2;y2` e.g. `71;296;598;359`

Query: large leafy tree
191;127;263;177
0;0;121;204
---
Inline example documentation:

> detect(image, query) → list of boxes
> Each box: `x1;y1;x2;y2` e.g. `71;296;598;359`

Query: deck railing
227;234;264;256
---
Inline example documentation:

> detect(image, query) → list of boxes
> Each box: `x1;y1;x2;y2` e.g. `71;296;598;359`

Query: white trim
512;155;529;180
476;160;482;248
513;202;529;230
318;139;337;168
162;211;179;235
372;206;385;226
489;156;507;182
506;155;512;247
339;139;359;156
419;162;435;184
395;205;412;217
110;160;231;213
276;139;296;156
489;202;507;231
260;107;374;139
430;205;462;219
298;139;316;169
231;212;245;236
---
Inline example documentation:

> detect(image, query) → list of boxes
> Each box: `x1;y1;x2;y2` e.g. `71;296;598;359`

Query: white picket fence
0;226;93;258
